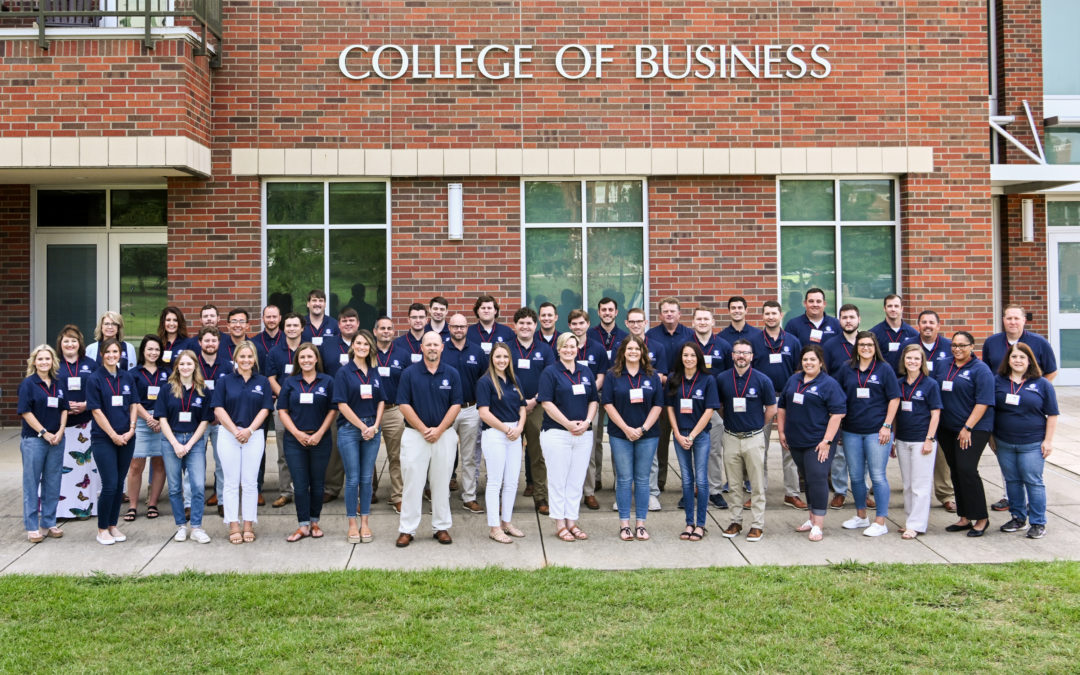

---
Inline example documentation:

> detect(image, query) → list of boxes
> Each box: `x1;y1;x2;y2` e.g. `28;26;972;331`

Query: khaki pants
323;422;344;498
723;430;767;529
933;444;955;505
584;408;606;497
523;405;546;504
381;405;405;505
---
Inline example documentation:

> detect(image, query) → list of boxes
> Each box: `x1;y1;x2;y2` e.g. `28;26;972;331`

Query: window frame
519;176;650;322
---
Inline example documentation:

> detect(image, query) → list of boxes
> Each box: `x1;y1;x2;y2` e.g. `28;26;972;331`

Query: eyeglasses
102;321;119;327
228;319;247;325
732;351;753;356
626;319;646;324
449;325;468;330
951;343;973;349
857;343;877;349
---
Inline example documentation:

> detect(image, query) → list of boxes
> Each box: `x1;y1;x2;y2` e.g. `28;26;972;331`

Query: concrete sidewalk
4;390;1080;575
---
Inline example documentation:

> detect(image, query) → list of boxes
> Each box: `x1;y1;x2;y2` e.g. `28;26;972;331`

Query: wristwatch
37;428;47;438
926;435;936;441
882;423;892;430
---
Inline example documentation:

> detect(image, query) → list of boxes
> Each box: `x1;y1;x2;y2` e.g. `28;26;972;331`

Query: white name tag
732;397;747;413
606;350;612;360
703;355;713;368
146;386;160;400
926;361;933;372
378;366;391;377
1005;393;1020;406
792;392;805;405
312;337;324;346
67;376;82;391
809;329;823;342
572;383;586;396
856;387;870;399
111;395;124;407
284;364;294;374
410;353;422;363
178;411;193;423
629;388;644;404
769;353;782;364
299;392;314;404
680;398;693;414
888;342;900;352
901;401;913;412
481;342;493;354
47;396;59;408
517;358;531;370
339;354;349;365
359;384;373;399
163;350;173;362
577;360;590;368
205;380;215;391
941;380;953;392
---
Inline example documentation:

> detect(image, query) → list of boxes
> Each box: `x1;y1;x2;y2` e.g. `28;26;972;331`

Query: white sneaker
109;529;127;542
648;496;662;511
863;522;889;537
611;500;619;511
190;528;211;544
174;526;188;542
842;516;870;530
96;532;115;546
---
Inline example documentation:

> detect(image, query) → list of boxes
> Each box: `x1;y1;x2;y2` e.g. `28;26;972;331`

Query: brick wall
996;0;1043;165
0;186;31;422
999;194;1049;333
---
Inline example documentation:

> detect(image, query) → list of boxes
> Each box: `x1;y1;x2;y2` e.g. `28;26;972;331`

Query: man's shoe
722;523;742;538
991;498;1010;512
323;493;337;504
433;530;453;545
217;505;224;517
743;498;752;509
206;494;218;506
746;527;764;542
677;496;686;509
784;495;808;510
388;501;401;514
1026;524;1046;539
272;495;292;508
257;494;265;506
866;494;876;509
943;500;958;513
830;494;846;509
462;500;483;513
395;533;413;548
523;484;534;497
709;493;728;509
595;479;602;491
721;482;730;493
648;496;662;511
535;500;549;515
999;517;1027;533
583;495;600;510
448;479;459;492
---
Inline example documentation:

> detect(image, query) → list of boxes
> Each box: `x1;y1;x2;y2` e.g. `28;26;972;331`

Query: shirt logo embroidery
122;385;130;394
254;385;263;393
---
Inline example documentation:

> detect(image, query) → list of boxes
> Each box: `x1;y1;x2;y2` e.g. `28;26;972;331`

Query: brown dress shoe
462;500;482;513
944;501;958;513
272;495;292;508
433;530;453;545
866;494;876;509
389;501;401;514
583;495;599;510
523;484;534;497
536;501;549;515
746;527;764;542
722;523;742;538
830;494;845;509
323;493;337;504
206;493;218;506
784;495;808;510
257;494;265;506
448;479;459;492
743;498;752;509
395;533;413;548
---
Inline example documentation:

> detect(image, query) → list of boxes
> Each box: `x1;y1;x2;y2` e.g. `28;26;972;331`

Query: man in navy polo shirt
425;296;451;339
319;307;360;503
824;304;861;374
568;309;608;509
266;313;305;508
394;303;428;365
374;316;410;512
511;306;555;514
784;287;842;347
467;294;515;353
442;313;487;513
870;294;918;371
693;307;733;508
302;289;339;345
646;297;694;495
588;297;625;496
395;332;463;548
719;296;762;344
223;309;250;359
196;326;233;511
537;302;561;348
253;304;282;375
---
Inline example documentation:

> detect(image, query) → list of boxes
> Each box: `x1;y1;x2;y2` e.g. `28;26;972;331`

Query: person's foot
96;531;115;546
388;501;401;514
865;494;876;509
448;479;459;492
830;494;846;509
27;530;44;543
863;522;888;537
206;493;218;506
945;520;973;532
1026;524;1046;539
257;494;266;506
991;498;1010;512
943;500;958;513
999;517;1027;533
784;495;808;510
677;496;685;509
310;523;324;538
272;495;292;508
190;528;211;544
489;529;512;544
433;529;453;545
743;498;752;509
502;523;525;538
966;521;989;537
648;495;662;511
809;525;823;542
322;493;337;504
174;526;188;542
795;519;813;532
462;500;483;513
395;532;413;548
722;523;742;538
45;527;63;538
842;516;870;530
583;496;599;510
634;525;649;541
594;479;602;491
535;501;549;515
108;527;127;542
709;493;728;509
523;484;534;497
746;527;763;542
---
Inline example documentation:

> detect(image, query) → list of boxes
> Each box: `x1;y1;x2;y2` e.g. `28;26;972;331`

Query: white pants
541;428;592;521
399;427;458;535
895;439;936;533
708;411;726;494
453;404;481;502
217;429;265;524
481;428;522;527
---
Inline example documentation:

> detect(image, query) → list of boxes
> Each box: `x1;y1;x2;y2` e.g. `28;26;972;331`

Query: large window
778;179;898;327
1044;0;1080;97
522;179;647;331
265;180;388;327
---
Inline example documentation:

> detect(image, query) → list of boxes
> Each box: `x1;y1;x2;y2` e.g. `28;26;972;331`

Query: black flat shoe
967;524;989;537
945;522;973;532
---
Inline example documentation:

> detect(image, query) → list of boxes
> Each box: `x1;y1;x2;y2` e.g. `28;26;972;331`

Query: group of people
18;289;1060;547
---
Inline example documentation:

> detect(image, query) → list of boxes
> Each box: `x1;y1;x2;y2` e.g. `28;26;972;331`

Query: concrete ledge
0;135;212;178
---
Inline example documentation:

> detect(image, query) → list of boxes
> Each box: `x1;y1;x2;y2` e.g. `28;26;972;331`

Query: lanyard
1010;379;1026;395
406;334;422;354
298;376;318;394
765;331;785;353
922;336;940;358
732;368;752;398
259;332;280;355
945;360;965;382
377;349;392;367
514;340;534;360
103;370;122;397
595;327;617;350
901;375;923;401
856;362;876;388
796;375;817;395
64;359;81;378
181;384;196;412
627;371;642;390
886;326;905;342
36;378;56;398
681;372;699;399
354;366;372;386
561;367;582;386
140;367;160;387
200;358;219;381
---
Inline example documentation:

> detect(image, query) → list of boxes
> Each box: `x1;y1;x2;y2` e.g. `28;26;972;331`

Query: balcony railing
0;0;222;67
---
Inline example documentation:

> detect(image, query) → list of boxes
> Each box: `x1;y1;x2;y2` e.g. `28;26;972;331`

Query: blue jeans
842;431;891;518
610;435;658;522
92;437;135;530
995;439;1047;526
161;432;207;527
675;430;711;527
338;421;381;518
282;431;332;525
21;435;64;531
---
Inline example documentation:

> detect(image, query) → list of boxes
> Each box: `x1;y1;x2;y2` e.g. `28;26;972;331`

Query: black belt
725;428;764;439
463;401;476;408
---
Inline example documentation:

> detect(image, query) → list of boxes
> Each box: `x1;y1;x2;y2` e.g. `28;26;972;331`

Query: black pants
657;413;672;490
790;443;837;516
939;428;990;521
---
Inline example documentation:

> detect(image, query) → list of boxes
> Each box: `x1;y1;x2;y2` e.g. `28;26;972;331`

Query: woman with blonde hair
893;344;942;539
17;344;68;542
476;342;527;544
85;311;137;371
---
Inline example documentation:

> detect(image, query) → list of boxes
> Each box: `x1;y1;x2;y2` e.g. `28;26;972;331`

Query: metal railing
0;0;222;67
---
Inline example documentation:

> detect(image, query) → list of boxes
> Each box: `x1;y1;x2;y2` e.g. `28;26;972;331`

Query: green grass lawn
2;562;1078;672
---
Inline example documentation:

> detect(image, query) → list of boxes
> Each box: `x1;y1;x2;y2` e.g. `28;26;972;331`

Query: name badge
205;380;215;391
901;401;913;412
378;366;391;377
299;392;314;404
481;342;493;354
704;355;713;368
339;354;349;365
312;337;324;346
856;387;870;399
284;364;294;374
606;350;612;360
360;384;373;399
629;388;644;404
411;353;422;363
926;361;934;372
146;386;160;400
518;358;531;370
732;397;747;413
769;353;782;364
572;383;586;396
1005;393;1020;406
67;376;82;391
47;396;59;408
111;395;124;407
888;342;900;352
577;360;590;368
680;398;693;414
178;411;193;423
792;392;805;405
163;350;173;362
809;329;823;342
941;380;953;392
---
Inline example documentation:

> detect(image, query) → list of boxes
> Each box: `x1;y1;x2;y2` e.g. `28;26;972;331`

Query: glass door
1048;232;1080;385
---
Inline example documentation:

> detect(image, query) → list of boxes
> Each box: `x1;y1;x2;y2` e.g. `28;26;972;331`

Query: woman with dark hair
666;341;720;542
54;324;100;520
476;342;527;544
124;334;169;521
777;344;846;541
17;344;68;542
157;306;194;366
993;342;1059;539
934;331;995;537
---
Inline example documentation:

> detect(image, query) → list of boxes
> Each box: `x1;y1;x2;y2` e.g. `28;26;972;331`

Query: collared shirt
777;372;847;449
374;344;410;403
440;338;488;403
332;361;385;424
393;332;426;366
933;358;995;432
197;352;234;393
694;332;733;374
640;336;669;376
396;361;464;429
601;367;664;440
714;367;776;433
537;330;561;349
161;336;196;366
664;371;721;432
784;313;843;346
18;373;69;438
823;336;857;375
277;372;335;432
85;367;140;441
320;336;355;377
718;323;762;345
266;342;300;381
86;339;137;372
224;336;249;360
59;356;97;426
537;362;598;431
153;382;213;434
982;330;1058;377
510;338;555;399
895;374;942;443
134;366;170;408
466;322;515;355
836;360;901;433
590;325;628;362
252;330;283;374
211;372;273;428
901;335;953;375
750;329;802;393
993;375;1059;444
476;373;526;430
302;314;339;344
424;321;451;339
869;320;919;371
645;322;695;372
574;337;610;378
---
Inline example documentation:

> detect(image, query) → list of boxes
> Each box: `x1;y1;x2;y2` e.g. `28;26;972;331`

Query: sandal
145;505;160;519
680;525;694;541
620;526;634;541
347;529;362;544
242;525;256;543
287;527;310;543
360;529;373;543
901;529;918;540
635;525;650;541
556;527;575;542
688;526;705;542
795;519;813;532
568;526;588;540
489;530;513;544
228;527;243;545
310;523;324;538
123;508;137;522
502;524;525;538
809;525;823;542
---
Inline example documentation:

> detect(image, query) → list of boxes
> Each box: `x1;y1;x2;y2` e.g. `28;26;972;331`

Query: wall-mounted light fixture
448;183;463;240
1022;198;1034;243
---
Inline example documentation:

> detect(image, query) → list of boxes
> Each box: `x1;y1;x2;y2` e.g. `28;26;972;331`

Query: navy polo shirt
375;345;410;404
750;330;802;393
895;374;942;443
134;366;170;408
332;362;385;424
89;339;136;372
396;361;464;429
993;375;1059;445
59;356;97;426
252;330;283;374
664;372;721;433
18;374;69;438
467;322;515;353
645;323;695;372
695;333;733;374
933;358;995;432
784;314;843;346
266;342;300;381
211;372;273;428
319;336;355;377
601;368;664;440
537;363;598;431
85;367;140;442
575;337;609;378
982;331;1058;377
590;325;628;362
778;372;846;449
537;330;561;349
901;335;953;376
153;382;214;434
424;322;451;339
277;372;336;431
836;360;901;434
823;336;857;375
869;321;919;371
641;336;669;376
476;373;526;430
161;336;197;366
302;315;339;343
393;332;426;366
714;367;777;433
509;338;555;399
197;353;233;393
441;339;488;403
223;336;249;360
719;323;763;345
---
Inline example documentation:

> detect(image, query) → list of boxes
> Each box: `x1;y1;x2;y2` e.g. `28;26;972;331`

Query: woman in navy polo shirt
157;305;194;366
934;331;994;537
85;311;137;371
777;344;846;541
538;333;599;543
893;344;942;539
86;338;140;545
993;342;1059;539
54;324;100;520
17;344;68;542
155;350;213;543
477;342;527;544
604;335;664;542
212;340;273;544
124;334;169;522
333;329;384;544
278;343;337;542
666;341;720;542
838;331;900;537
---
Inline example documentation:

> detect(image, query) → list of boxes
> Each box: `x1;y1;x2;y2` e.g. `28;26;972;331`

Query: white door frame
1047;229;1080;385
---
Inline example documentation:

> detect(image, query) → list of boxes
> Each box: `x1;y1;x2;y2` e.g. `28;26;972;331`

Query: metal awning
990;164;1080;194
